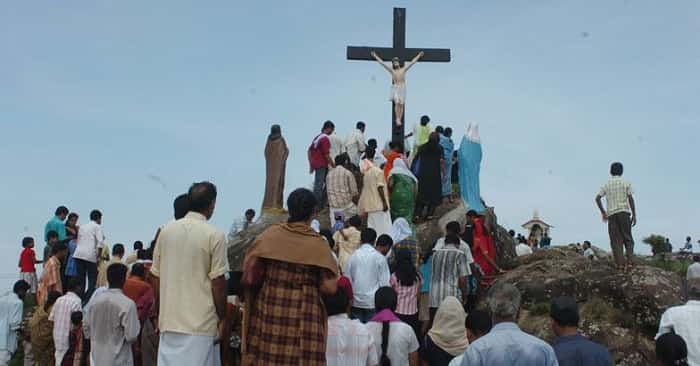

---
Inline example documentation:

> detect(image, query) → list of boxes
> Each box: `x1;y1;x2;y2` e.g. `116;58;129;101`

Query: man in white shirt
345;122;367;166
582;241;597;260
329;132;347;162
656;279;700;365
515;241;534;257
345;228;391;323
0;281;29;365
324;284;378;366
687;256;700;282
73;209;105;298
50;279;83;364
86;263;140;366
151;181;229;366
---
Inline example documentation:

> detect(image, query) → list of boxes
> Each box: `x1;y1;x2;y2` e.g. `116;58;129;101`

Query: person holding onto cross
371;50;424;127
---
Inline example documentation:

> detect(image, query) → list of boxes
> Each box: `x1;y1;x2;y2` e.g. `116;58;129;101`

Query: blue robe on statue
458;126;486;214
439;134;454;197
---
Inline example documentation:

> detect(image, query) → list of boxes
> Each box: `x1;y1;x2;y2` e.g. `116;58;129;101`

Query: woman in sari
468;210;503;290
388;159;417;222
30;291;61;366
414;132;444;222
242;188;339;366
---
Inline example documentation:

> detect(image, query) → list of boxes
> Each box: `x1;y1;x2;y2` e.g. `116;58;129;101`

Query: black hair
444;127;453;138
322;120;335;131
287;188;317;223
107;263;128;289
13;280;30;295
610;162;624;176
446;221;461;235
323;287;349;316
466;309;493;336
466;210;478;218
435;126;444;134
137;249;149;260
47;230;58;240
22;237;34;247
420;115;430;125
390;141;405;153
67;212;79;221
133;241;144;251
66;277;82;293
335;153;349;167
656;333;688;366
89;209;102;221
550;296;580;327
55;206;69;217
583;240;591;246
356;121;366;130
687;236;692;242
394;249;419;287
188;182;217;213
52;242;68;254
508;230;516;237
112;243;125;256
245;209;256;217
70;311;83;326
131;263;146;279
45;291;61;312
693;255;700;263
174;193;190;220
376;234;394;250
375;286;398;366
319;229;335;249
348;215;362;228
364;148;376;160
361;228;377;245
368;139;378;148
445;234;460;246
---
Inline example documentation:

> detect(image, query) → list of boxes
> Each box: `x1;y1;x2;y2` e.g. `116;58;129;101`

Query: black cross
347;7;451;145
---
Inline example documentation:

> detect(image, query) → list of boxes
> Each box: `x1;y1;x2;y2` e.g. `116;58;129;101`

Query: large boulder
496;246;684;365
227;211;288;271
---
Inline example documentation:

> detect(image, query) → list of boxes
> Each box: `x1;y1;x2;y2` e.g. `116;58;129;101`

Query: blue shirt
460;322;558;366
553;333;612;366
44;216;66;243
419;257;432;293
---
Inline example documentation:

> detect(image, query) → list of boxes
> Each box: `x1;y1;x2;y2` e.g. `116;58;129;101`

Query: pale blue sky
1;1;699;287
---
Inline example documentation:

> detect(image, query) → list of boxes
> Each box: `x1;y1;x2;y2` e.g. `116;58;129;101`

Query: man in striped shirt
326;153;359;227
595;162;637;271
49;278;83;364
429;234;469;322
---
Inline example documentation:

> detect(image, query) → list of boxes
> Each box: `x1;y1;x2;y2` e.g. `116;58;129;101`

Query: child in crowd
390;249;422;341
63;311;87;366
19;236;42;295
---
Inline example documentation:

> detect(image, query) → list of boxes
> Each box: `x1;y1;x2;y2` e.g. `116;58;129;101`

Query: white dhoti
19;272;37;293
54;348;68;366
0;350;11;366
367;211;392;238
329;203;358;227
390;83;406;104
158;332;220;366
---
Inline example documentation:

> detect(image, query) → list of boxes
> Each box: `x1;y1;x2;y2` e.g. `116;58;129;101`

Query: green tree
643;234;668;255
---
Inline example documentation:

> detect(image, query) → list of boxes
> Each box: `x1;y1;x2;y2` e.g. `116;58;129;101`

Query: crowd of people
0;117;695;366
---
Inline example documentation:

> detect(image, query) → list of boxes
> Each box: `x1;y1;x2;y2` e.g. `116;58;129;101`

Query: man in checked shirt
595;162;638;271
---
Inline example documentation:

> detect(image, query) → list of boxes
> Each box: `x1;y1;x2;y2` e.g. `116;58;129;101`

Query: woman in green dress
388;158;418;222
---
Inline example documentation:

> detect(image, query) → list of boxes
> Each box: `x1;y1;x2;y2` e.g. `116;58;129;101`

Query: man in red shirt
308;120;336;207
18;236;42;294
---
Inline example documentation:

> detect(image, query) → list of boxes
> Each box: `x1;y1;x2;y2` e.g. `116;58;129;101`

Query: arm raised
405;51;424;71
371;51;393;73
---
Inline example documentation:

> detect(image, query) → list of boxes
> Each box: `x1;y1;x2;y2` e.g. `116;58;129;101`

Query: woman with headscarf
388;158;418;222
414;132;445;222
389;218;420;269
242;188;339;366
366;287;420;366
30;291;62;366
422;296;469;366
262;124;290;211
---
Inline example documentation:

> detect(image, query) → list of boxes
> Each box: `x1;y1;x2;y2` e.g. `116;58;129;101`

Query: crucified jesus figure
371;50;424;127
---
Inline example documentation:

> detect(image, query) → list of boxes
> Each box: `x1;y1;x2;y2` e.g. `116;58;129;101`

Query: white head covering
388;158;418;184
428;296;470;356
310;219;321;233
466;122;481;143
390;218;413;243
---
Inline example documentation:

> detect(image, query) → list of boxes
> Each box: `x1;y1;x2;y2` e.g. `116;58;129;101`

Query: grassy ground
645;255;691;277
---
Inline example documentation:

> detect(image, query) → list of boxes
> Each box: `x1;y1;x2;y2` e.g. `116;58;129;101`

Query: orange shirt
383;151;405;181
123;276;151;303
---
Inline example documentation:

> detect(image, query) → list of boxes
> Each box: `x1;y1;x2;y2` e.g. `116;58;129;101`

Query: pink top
390;273;422;316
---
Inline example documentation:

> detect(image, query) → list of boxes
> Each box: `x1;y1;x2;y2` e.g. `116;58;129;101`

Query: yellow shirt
151;212;229;336
599;176;634;216
359;166;390;214
333;227;362;272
